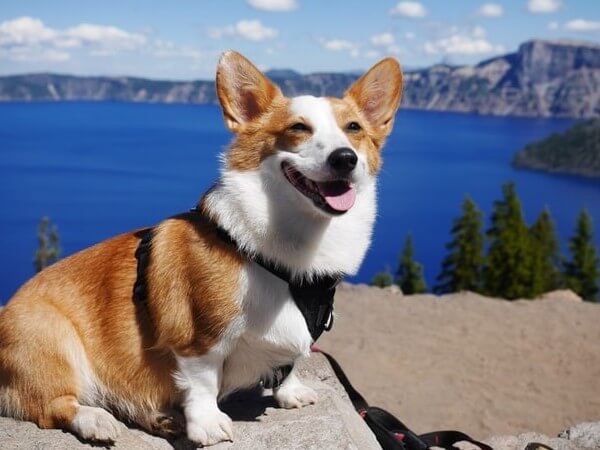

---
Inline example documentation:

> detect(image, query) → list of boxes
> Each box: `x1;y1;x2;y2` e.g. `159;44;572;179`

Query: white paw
187;409;233;446
275;383;318;409
70;405;122;442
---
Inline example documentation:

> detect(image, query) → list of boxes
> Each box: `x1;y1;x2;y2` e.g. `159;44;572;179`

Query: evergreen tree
34;216;61;273
396;235;428;294
564;209;600;302
371;270;393;288
435;196;484;294
483;182;532;299
529;207;562;296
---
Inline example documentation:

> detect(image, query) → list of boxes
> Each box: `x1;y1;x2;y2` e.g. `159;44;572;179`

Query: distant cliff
513;118;600;177
403;39;600;118
1;39;599;118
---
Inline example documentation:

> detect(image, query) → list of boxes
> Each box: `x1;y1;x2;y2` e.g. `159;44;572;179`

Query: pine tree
34;216;61;273
529;207;562;296
564;209;600;302
435;196;484;294
371;270;393;288
483;183;532;299
396;235;428;294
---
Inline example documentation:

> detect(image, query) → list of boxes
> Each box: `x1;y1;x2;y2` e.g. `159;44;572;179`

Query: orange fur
344;58;403;142
0;213;242;433
327;97;382;174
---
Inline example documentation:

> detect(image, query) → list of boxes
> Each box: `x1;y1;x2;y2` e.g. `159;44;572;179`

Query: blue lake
1;102;598;303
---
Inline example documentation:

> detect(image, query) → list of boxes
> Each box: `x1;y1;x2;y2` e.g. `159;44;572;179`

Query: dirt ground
318;284;600;440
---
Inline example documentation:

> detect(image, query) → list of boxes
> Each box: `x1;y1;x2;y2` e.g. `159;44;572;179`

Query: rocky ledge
0;351;599;449
0;353;380;450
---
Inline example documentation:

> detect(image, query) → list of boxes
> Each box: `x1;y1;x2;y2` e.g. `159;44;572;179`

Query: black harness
132;209;524;450
133;207;343;388
206;209;342;343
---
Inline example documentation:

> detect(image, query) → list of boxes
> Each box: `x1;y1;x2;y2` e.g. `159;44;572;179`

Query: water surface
1;102;597;302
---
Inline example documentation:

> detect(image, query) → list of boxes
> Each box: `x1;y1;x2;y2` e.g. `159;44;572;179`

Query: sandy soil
318;284;600;441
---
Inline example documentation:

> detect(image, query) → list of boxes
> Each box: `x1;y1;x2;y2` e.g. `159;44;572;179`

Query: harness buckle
324;307;334;331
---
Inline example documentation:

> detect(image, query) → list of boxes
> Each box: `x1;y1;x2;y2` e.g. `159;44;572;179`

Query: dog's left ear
345;58;403;136
216;50;282;133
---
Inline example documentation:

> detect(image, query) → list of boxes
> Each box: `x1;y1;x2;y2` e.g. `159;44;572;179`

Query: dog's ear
216;51;282;133
344;58;402;136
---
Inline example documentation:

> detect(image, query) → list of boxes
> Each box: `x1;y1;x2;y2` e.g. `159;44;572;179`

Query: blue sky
1;0;599;80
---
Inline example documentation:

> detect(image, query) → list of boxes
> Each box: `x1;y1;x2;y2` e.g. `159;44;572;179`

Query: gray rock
559;422;600;449
484;422;600;450
0;354;380;450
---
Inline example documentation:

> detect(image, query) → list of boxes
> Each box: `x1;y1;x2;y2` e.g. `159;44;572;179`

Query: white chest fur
220;262;312;396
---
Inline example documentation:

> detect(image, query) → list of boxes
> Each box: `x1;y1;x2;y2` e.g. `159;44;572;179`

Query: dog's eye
346;122;362;132
289;122;310;132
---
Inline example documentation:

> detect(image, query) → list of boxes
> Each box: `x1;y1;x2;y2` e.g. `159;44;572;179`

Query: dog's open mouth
282;162;356;214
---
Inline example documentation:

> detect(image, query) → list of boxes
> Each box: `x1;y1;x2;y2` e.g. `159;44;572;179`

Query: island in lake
513;118;600;178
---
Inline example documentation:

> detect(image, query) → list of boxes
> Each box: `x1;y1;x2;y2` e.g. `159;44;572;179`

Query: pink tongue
317;181;356;212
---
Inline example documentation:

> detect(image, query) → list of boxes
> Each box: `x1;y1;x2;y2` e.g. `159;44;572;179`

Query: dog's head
216;51;402;219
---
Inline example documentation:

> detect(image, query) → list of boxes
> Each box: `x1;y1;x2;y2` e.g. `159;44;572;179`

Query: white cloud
0;17;146;53
389;1;427;18
65;24;146;51
370;32;395;47
548;21;560;30
320;39;360;57
564;19;600;32
0;16;203;64
527;0;561;14
322;39;355;51
208;20;278;41
424;27;504;56
236;20;278;40
477;3;504;18
247;0;298;12
368;33;402;56
405;31;416;40
0;16;57;46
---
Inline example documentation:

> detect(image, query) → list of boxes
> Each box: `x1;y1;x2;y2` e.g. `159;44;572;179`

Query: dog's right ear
216;51;282;133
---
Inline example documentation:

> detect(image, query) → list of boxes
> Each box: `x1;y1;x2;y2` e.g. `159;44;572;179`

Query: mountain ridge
1;39;600;118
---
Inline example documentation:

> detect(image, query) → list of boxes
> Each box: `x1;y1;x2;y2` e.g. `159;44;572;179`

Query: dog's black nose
328;147;357;176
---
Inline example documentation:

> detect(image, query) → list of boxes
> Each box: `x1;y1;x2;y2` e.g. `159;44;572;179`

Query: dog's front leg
273;365;318;409
175;349;233;446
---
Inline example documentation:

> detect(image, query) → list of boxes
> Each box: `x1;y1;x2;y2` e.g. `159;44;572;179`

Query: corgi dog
0;51;402;446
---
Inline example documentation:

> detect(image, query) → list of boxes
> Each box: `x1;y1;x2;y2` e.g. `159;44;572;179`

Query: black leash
317;350;495;450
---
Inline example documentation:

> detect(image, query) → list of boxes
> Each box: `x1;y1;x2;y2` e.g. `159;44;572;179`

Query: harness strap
133;228;154;305
191;206;343;343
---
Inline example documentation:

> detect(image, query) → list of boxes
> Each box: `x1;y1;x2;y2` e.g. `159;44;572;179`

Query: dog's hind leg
45;395;121;442
0;298;121;443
